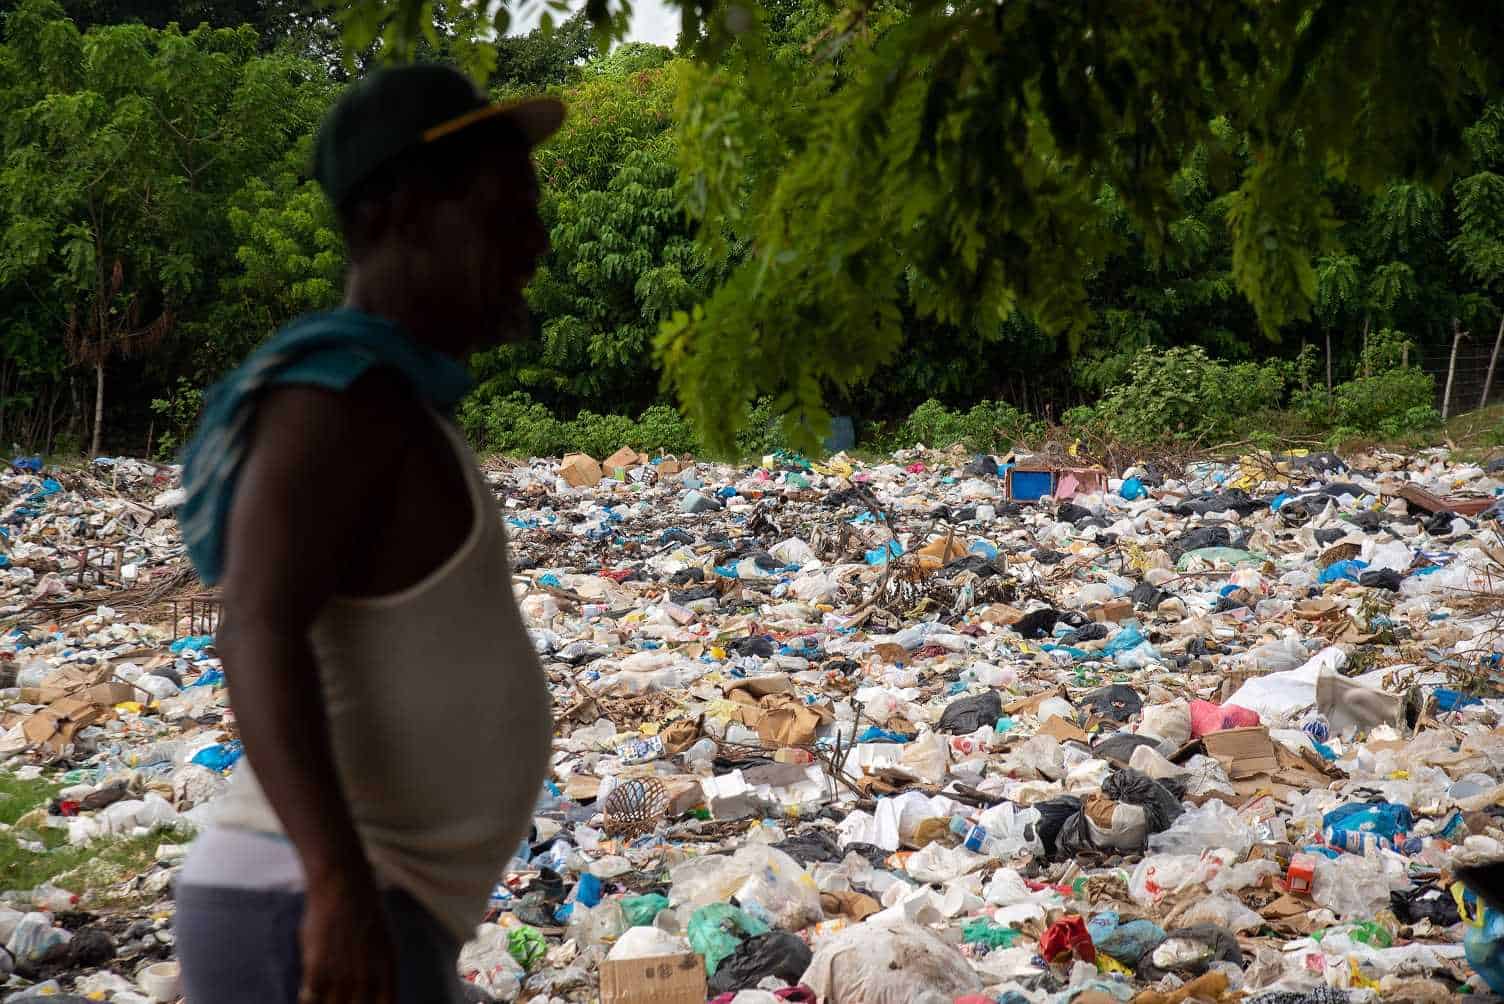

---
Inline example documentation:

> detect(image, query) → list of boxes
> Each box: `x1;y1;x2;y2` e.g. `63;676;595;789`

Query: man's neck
344;265;468;360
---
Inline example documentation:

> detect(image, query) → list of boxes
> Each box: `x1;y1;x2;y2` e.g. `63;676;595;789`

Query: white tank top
184;416;552;941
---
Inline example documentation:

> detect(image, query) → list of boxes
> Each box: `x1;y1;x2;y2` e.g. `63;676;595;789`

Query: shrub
149;379;206;461
895;398;1043;453
1068;346;1288;445
457;392;566;457
460;392;703;457
735;397;789;457
1331;369;1438;436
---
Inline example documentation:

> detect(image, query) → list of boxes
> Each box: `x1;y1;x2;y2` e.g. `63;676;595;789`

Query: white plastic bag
670;845;823;931
802;922;980;1004
898;730;949;785
1179;893;1263;932
457;923;525;1000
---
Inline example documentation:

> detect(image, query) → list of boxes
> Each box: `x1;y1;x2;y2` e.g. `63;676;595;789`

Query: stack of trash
6;444;1504;1002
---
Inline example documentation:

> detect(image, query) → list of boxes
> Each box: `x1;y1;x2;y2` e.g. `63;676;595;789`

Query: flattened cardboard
723;675;793;701
599;953;706;1004
1202;726;1279;779
1037;715;1091;744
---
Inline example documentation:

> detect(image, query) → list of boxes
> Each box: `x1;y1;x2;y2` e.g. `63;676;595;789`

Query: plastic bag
1128;854;1203;907
1147;799;1256;857
708;931;813;995
671;845;823;932
1006;734;1065;781
898;730;950;785
1179;893;1263;933
937;691;1003;734
1189;700;1260;738
687;903;769;975
1313;853;1402;920
802;922;980;1004
1138;700;1192;747
621;893;671;927
458;923;525;1000
608;925;688;961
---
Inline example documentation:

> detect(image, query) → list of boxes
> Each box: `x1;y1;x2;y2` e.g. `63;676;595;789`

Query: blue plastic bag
865;540;904;565
1318;559;1369;584
1118;477;1146;501
1323;801;1412;852
190;741;244;773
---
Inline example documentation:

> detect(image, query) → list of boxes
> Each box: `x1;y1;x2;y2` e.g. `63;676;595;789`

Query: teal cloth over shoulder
178;307;474;585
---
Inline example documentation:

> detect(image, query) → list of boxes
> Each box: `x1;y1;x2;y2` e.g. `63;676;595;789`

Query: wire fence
1414;323;1504;419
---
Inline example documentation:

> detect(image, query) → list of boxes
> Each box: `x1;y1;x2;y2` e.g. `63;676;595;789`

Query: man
173;65;561;1003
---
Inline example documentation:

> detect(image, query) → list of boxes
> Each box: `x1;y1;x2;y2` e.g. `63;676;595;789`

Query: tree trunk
90;358;104;458
1325;330;1333;394
1360;315;1371;376
1480;313;1504;412
1442;319;1466;421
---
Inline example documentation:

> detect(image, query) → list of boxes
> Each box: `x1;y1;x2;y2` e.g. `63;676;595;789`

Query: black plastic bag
938;691;1003;734
1081;685;1142;722
1130;581;1169;609
774;829;845;865
1390;883;1461;926
1012;608;1058;639
708;932;814;994
1094;732;1161;764
1101;768;1184;833
963;455;998;477
1136;924;1243;981
1358;568;1403;591
1034;796;1083;859
1167;525;1232;560
1056;503;1092;524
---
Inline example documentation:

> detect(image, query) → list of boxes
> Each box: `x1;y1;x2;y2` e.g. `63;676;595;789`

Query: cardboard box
603;447;646;477
560;453;603;488
1203;726;1279;779
599;953;706;1004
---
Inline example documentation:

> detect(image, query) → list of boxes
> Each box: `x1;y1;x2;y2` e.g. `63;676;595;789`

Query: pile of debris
6;443;1504;1003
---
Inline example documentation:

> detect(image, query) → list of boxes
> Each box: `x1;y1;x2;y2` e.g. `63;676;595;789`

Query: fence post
1480;313;1504;413
1442;318;1468;421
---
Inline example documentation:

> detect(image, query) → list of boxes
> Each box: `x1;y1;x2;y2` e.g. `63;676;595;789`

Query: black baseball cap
313;63;565;209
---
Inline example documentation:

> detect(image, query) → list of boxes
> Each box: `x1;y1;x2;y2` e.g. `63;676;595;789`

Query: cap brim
421;97;566;147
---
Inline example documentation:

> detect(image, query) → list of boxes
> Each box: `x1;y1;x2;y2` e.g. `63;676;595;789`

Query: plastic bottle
948;816;999;856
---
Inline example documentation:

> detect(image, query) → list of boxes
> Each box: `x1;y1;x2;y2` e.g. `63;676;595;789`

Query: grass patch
0;772;185;897
0;775;61;827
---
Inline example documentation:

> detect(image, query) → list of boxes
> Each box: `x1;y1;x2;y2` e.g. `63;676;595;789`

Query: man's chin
474;298;535;350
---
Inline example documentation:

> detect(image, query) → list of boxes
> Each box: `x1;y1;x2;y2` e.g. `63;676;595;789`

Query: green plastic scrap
961;917;1021;949
1311;921;1394;949
1174;547;1263;571
687;902;770;974
506;924;547;970
622;892;671;928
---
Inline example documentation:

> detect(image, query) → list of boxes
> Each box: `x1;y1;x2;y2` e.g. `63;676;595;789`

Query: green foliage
148;376;204;460
650;0;1504;452
458;392;699;459
893;399;1042;454
1066;347;1289;446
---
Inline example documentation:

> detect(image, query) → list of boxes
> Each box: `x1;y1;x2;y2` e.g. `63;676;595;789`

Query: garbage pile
7;444;1504;1002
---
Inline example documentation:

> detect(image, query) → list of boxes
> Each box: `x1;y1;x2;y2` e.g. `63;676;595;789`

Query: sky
506;0;680;46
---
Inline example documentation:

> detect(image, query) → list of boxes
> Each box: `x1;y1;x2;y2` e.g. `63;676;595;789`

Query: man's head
313;65;564;356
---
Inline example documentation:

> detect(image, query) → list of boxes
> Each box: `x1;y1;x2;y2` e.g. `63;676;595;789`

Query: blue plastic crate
1008;469;1055;502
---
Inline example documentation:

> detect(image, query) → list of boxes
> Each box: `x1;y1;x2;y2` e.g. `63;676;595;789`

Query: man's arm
215;374;406;1004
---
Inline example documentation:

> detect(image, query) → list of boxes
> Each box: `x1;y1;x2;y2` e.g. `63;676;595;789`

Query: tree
468;54;711;416
326;0;1504;450
0;0;330;453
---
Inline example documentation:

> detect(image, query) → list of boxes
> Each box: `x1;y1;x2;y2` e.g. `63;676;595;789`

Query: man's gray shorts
175;884;468;1003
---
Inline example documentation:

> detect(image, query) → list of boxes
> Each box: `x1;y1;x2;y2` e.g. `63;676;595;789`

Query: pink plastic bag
1189;699;1260;738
